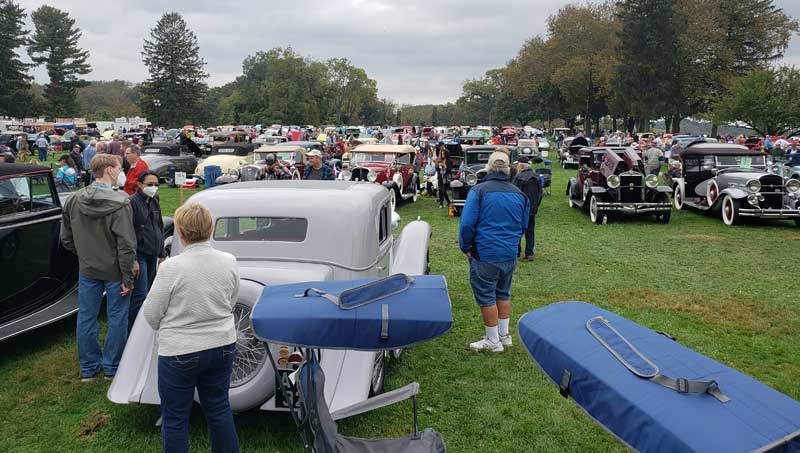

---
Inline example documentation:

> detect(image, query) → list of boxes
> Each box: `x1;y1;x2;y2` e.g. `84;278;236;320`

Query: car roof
285;141;323;148
353;144;416;154
682;143;761;157
256;145;305;153
0;163;52;179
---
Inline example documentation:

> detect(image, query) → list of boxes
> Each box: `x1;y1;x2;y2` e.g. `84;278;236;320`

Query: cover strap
586;316;730;404
295;274;414;310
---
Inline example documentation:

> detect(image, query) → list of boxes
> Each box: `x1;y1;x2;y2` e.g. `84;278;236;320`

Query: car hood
140;154;173;166
716;171;770;182
463;163;487;173
351;162;390;172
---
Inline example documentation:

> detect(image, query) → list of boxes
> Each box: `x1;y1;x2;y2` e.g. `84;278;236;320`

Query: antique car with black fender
672;143;800;226
338;144;419;208
449;145;518;216
139;143;198;187
229;145;307;182
566;147;672;224
559;136;591;168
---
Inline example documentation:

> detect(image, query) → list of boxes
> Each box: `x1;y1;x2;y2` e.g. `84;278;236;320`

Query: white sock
498;318;510;337
485;325;500;343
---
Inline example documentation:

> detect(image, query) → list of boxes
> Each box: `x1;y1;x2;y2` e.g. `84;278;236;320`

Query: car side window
378;203;389;244
0;176;32;216
29;174;57;211
396;153;411;165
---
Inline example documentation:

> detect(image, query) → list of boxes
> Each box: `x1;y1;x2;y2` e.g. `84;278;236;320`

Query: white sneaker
469;337;504;352
499;334;513;347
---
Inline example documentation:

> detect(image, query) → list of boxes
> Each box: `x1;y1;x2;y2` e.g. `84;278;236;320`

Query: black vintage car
449;145;518;216
672;143;800;226
0;164;78;341
140;143;198;187
559;136;591;168
566;147;672;224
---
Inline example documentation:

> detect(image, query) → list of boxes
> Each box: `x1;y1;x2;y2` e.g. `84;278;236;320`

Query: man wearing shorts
458;150;530;352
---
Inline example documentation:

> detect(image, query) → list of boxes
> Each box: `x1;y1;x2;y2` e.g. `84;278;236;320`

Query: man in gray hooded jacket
61;153;137;381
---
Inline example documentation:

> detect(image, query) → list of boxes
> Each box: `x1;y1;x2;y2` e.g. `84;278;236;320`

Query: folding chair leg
412;395;419;437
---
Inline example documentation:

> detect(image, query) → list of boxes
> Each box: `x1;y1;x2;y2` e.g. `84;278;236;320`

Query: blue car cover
518;301;800;453
251;274;452;351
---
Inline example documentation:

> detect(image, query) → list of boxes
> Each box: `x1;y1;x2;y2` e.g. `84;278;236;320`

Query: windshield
466;152;493;165
256;151;295;162
715;155;766;170
352;152;393;163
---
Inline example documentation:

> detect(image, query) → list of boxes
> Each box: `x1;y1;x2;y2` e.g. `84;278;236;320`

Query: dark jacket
512;168;542;215
304;163;335;180
60;183;137;287
458;172;530;262
129;190;166;258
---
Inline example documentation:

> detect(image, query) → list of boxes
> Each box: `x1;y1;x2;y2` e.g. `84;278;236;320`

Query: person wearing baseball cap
459;148;530;352
303;149;334;180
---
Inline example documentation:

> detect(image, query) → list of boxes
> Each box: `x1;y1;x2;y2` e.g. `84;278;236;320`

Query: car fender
391;220;431;276
720;187;748;200
450;180;464;189
589;186;608;195
654;186;673;194
381;181;396;191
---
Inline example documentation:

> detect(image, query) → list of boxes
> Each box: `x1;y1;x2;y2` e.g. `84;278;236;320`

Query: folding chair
535;168;552;195
252;274;452;453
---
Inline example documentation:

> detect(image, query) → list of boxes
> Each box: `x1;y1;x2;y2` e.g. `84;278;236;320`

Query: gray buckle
676;378;689;393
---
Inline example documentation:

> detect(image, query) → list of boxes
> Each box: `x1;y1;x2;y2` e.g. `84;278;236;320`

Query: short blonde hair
90;153;121;177
174;202;214;244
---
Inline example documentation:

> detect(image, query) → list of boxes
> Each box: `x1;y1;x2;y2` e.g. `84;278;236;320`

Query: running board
0;286;78;342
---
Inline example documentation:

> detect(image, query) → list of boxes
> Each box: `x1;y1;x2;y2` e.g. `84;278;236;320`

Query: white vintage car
108;181;431;416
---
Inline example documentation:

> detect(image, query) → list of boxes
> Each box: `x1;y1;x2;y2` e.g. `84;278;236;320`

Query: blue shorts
468;258;516;307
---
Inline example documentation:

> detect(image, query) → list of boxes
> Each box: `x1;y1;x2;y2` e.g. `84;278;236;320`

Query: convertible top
256;145;305;153
681;143;761;157
142;143;183;156
0;163;52;179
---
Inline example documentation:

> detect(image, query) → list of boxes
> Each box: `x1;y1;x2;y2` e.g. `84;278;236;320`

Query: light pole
153;99;161;127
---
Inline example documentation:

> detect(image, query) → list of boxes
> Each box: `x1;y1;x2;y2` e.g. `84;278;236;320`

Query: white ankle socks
485;325;500;343
498;318;510;337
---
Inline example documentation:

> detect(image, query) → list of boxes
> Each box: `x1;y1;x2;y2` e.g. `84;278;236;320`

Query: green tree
713;66;800;136
326;58;379;124
140;12;208;127
27;5;90;117
0;0;31;117
459;69;504;125
75;80;142;119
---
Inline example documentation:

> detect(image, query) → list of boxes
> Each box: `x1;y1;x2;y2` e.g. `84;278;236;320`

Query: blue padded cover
518;301;800;453
251;275;452;351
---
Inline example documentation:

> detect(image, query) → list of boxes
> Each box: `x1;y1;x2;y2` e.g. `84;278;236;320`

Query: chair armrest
330;382;420;420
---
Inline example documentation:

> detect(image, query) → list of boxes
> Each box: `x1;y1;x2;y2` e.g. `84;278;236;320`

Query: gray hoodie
60;184;137;287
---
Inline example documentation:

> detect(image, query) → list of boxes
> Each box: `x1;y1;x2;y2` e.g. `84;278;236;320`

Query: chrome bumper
597;202;672;213
739;208;800;218
451;199;466;207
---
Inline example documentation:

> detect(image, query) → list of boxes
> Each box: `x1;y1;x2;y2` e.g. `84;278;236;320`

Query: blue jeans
468;258;517;307
77;274;130;378
158;343;240;453
129;255;158;333
38;146;47;161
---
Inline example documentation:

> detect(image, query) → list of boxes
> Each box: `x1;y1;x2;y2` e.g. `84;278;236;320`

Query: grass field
1;164;798;452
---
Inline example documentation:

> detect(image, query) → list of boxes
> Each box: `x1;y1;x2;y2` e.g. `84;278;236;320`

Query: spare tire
213;279;275;412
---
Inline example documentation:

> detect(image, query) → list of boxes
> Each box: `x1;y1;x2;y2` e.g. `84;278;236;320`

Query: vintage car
194;142;257;181
672;143;800;226
254;134;288;146
122;131;152;147
461;130;487;146
338;144;419;208
342;137;379;169
559;136;591;168
0;164;78;342
449;145;519;216
517;139;541;158
140;143;198;186
109;181;431;417
566;147;672;224
209;131;250;150
231;144;307;182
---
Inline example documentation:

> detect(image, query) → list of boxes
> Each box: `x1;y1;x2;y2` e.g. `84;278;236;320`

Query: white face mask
143;186;158;198
116;170;127;188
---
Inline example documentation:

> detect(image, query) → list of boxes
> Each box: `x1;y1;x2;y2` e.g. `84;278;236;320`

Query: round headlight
745;179;761;193
607;174;621;189
786;178;800;193
645;174;658;188
338;170;351;180
465;172;478;186
747;194;760;206
367;169;377;182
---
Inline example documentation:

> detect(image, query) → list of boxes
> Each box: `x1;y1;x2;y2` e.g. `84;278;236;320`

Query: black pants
518;216;536;257
438;183;450;206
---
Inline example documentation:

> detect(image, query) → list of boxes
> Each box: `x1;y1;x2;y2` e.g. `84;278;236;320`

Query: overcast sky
14;0;800;105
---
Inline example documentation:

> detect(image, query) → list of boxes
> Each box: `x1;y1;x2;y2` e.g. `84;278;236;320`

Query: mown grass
1;165;798;452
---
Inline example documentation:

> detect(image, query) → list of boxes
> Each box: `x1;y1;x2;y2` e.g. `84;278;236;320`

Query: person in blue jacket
458;150;530;352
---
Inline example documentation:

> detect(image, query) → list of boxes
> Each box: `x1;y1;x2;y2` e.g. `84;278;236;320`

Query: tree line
0;1;797;133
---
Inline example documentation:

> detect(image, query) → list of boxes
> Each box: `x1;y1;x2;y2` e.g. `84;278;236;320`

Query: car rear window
213;217;307;242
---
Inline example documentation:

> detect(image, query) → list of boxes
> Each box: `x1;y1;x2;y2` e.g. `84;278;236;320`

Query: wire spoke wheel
230;303;267;388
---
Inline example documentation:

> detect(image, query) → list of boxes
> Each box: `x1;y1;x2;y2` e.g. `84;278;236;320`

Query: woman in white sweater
143;202;240;453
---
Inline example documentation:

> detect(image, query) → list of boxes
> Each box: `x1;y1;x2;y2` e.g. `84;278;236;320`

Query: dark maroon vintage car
566;147;672;224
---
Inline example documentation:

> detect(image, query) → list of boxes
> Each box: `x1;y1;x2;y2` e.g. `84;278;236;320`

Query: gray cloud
15;0;800;104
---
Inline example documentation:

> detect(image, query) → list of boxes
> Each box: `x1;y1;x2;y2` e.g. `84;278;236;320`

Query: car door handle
376;266;386;271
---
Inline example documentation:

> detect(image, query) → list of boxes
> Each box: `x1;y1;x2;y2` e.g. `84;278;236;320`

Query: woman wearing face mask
128;170;166;333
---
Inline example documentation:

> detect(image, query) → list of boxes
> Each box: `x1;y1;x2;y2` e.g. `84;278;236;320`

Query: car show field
0;164;798;453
